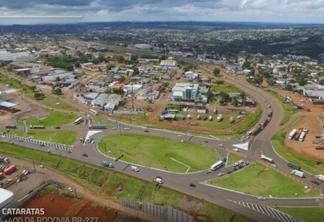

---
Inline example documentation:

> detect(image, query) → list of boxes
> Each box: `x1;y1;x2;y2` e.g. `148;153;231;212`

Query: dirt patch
179;195;203;214
18;193;118;222
276;90;324;160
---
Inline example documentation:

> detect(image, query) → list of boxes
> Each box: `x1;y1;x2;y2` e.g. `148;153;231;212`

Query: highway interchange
1;69;324;222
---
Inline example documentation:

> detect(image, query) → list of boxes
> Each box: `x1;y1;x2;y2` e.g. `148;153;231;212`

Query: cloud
0;0;324;24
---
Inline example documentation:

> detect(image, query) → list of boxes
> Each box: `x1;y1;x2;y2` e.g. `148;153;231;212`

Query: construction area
278;89;324;160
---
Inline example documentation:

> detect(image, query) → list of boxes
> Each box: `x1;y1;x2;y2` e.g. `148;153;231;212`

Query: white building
0;188;14;209
183;71;199;79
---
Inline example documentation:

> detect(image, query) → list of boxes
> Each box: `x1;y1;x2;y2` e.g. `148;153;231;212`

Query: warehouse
0;188;14;209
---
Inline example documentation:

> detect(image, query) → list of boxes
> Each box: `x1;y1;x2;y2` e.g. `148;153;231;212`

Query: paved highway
2;65;324;222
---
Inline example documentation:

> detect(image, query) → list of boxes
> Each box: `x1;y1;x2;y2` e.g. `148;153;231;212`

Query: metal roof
0;101;17;108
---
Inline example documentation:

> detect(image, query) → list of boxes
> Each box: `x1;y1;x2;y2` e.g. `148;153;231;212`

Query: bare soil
18;193;118;222
277;89;324;160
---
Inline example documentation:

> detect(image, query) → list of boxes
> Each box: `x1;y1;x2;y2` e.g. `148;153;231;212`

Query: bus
288;162;301;170
29;125;45;129
89;109;98;116
210;160;224;171
74;117;84;125
260;154;273;163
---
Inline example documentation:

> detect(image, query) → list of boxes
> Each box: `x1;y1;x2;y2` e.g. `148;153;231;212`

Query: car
55;126;61;129
67;150;72;153
311;180;320;185
227;170;232;174
39;165;44;168
144;129;149;132
218;172;225;177
189;183;196;187
91;140;95;144
204;140;209;143
271;164;277;168
206;169;212;174
68;187;74;192
80;138;84;142
258;197;266;200
82;153;88;157
218;144;223;147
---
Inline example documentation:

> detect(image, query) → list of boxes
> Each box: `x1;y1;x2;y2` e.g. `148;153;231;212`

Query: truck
3;165;16;175
315;174;324;182
29;125;45;129
260;154;273;163
294;128;302;141
291;170;304;178
298;131;306;142
152;176;163;184
102;161;113;168
89;124;107;129
5;125;17;129
0;172;5;180
288;129;297;140
288;162;301;170
0;157;9;163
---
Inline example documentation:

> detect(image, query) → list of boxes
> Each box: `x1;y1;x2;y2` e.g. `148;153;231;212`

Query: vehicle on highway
210;160;224;171
67;150;72;153
189;183;196;187
80;138;84;142
311;180;320;185
233;148;239;152
152;176;163;184
271;164;277;168
204;140;209;143
218;144;223;147
102;161;113;168
82;153;88;157
206;169;212;174
124;127;130;131
258;197;266;200
131;166;139;172
218;172;225;177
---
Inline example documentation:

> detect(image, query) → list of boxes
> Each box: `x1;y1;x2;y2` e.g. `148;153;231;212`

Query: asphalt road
2;67;324;222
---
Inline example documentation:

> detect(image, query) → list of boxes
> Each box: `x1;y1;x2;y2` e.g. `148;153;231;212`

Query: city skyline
0;0;324;24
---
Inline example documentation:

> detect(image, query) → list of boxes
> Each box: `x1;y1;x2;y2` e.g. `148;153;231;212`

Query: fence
122;199;193;222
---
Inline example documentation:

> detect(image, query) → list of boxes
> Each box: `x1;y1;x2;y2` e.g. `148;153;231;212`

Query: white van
131;166;139;172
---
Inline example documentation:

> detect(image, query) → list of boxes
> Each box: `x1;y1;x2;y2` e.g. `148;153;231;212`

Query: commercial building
171;83;207;103
0;188;14;209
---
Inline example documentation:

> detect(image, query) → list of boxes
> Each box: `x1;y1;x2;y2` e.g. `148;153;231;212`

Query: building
183;71;199;79
134;44;151;50
160;60;177;67
0;188;14;209
0;49;37;62
171;83;206;102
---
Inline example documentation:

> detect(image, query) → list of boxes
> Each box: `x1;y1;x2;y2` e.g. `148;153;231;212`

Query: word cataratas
2;209;45;216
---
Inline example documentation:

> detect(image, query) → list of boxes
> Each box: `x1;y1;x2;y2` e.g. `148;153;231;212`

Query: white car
68;187;74;192
258;197;266;200
233;148;239;152
271;164;277;168
218;172;225;177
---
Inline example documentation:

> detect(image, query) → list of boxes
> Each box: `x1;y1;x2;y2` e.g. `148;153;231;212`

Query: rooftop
0;188;13;204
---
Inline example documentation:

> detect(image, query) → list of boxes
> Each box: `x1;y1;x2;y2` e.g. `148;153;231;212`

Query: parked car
311;180;320;185
82;153;88;157
189;183;196;187
218;172;225;177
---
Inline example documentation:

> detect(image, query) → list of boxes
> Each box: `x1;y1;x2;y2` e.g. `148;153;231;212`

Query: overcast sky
0;0;324;24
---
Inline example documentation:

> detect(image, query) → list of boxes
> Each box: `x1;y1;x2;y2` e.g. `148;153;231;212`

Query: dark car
311;180;320;185
67;150;72;153
144;129;149;132
227;170;232;174
82;153;88;157
189;183;196;187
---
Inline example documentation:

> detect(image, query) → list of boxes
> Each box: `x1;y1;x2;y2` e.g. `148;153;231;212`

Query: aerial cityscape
0;1;324;222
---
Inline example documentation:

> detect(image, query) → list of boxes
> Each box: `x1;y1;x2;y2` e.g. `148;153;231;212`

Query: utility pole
130;82;134;124
32;160;36;173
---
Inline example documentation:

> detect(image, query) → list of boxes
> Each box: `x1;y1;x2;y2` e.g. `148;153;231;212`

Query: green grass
8;130;77;145
227;153;242;166
208;163;320;197
266;90;297;125
40;96;77;112
211;83;243;93
0;142;252;222
272;130;324;175
18;110;78;127
98;133;219;172
277;207;324;222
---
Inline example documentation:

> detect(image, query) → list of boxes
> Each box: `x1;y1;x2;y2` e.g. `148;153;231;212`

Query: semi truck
288;162;301;170
102;161;113;168
260;154;273;163
89;124;107;129
5;125;17;129
291;170;304;178
298;131;306;142
29;125;45;129
3;165;16;175
288;129;297;140
315;174;324;182
0;157;9;163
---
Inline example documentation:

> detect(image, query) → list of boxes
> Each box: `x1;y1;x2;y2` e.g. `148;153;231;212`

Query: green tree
213;68;220;76
34;92;44;100
319;79;324;85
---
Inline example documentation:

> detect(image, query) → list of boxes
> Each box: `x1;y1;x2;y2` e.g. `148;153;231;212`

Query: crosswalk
230;200;302;222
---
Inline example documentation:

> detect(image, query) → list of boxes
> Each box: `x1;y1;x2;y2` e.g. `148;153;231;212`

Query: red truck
0;172;5;180
3;165;16;175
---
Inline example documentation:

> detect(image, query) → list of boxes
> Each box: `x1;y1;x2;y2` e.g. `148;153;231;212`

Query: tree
284;84;293;91
52;87;63;95
242;61;251;69
240;92;247;106
319;79;324;85
231;96;239;107
75;61;81;68
106;64;115;71
133;67;139;75
219;92;230;103
34;92;44;100
213;68;220;76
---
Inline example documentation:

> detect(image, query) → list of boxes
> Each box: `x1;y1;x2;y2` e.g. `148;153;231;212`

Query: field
266;90;297;125
19;192;118;221
226;153;242;166
207;163;320;197
211;83;243;94
98;134;219;173
40;96;78;111
18;110;78;127
0;142;251;222
277;207;324;222
272;130;324;175
8;130;77;145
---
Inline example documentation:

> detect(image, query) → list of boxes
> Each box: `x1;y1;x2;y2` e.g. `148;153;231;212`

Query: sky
0;0;324;24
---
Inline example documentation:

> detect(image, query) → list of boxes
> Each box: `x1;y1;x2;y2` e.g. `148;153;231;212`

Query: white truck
0;157;9;163
288;129;297;140
260;154;273;163
291;170;304;178
315;174;324;182
152;176;163;184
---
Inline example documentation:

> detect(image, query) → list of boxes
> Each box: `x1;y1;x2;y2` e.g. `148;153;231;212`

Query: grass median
98;133;219;173
266;89;297;125
226;153;242;166
207;163;320;197
277;207;324;222
0;142;252;222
